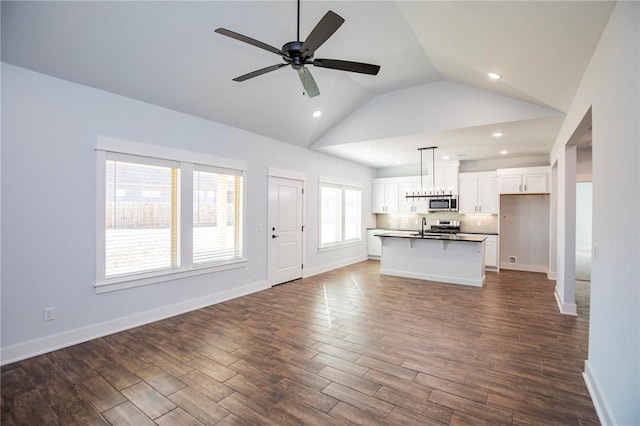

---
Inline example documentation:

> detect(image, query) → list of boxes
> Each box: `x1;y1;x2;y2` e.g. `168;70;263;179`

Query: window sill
318;240;363;253
95;259;248;294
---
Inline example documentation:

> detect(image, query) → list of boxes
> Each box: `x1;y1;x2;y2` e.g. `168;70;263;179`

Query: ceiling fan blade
300;11;345;58
215;28;289;59
233;63;289;82
297;67;320;98
313;59;381;75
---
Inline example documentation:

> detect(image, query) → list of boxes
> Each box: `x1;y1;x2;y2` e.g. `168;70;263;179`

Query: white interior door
268;176;304;286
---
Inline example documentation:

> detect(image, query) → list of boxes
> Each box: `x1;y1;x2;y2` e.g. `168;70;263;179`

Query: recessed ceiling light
500;150;509;155
312;110;322;118
364;148;371;152
492;131;504;137
488;72;502;80
394;160;400;164
442;155;450;160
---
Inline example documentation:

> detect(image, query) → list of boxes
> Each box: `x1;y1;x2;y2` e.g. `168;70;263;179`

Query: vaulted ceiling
1;1;615;168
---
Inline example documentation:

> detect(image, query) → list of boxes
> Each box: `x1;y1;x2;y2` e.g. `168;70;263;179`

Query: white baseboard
583;360;615;426
554;286;578;316
499;262;548;273
1;280;269;366
303;254;367;278
547;271;557;280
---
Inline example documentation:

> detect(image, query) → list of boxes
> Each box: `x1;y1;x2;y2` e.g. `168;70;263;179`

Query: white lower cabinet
367;229;383;258
458;234;499;269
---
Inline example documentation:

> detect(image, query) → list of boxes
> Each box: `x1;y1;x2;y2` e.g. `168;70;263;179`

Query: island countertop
375;232;486;243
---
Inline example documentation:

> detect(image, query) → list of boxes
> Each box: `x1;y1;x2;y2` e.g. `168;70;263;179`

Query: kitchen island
376;232;486;287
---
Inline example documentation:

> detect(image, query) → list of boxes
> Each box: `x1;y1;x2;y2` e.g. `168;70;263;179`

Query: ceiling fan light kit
215;0;380;98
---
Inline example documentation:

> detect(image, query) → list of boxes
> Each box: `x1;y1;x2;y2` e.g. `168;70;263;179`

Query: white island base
379;234;486;287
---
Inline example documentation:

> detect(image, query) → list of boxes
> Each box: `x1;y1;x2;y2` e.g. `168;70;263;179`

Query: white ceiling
1;1;615;168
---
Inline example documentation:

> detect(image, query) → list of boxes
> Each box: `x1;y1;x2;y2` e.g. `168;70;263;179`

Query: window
105;158;179;277
96;140;246;292
319;178;362;248
193;167;242;265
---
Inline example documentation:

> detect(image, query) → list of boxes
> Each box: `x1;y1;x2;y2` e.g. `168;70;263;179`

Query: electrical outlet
508;256;517;264
43;307;55;321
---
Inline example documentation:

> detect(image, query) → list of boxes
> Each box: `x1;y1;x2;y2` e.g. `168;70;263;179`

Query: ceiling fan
215;0;381;98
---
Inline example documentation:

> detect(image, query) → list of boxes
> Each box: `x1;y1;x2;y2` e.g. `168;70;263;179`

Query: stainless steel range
428;220;460;234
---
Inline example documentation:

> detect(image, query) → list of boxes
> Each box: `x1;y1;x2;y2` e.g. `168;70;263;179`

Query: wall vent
508;256;517;263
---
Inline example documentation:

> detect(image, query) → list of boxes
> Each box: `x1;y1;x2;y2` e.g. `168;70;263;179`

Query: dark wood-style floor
2;261;597;425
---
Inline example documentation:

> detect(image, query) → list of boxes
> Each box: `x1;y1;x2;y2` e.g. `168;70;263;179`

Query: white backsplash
375;213;498;233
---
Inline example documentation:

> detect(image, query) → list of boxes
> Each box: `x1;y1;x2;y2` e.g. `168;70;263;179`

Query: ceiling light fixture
443;155;450;160
312;110;322;118
500;150;509;155
488;72;502;80
492;131;504;137
405;147;454;198
364;148;371;152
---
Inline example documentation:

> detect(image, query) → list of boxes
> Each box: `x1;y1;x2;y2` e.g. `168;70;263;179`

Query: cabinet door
523;173;547;193
433;167;458;195
372;182;386;213
485;242;497;267
384;182;400;213
499;175;523;194
367;230;382;257
441;166;459;195
458;178;479;213
478;176;499;214
398;181;415;213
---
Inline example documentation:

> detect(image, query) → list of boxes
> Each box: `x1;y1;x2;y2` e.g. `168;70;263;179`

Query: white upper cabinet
372;181;400;213
458;171;499;214
373;162;459;214
434;166;459;195
398;179;430;213
497;166;550;194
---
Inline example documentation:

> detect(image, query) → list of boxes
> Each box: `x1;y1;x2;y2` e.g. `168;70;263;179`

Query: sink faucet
421;217;427;235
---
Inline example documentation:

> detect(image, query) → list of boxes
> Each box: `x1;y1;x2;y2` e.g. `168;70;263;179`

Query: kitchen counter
375;232;486;242
376;233;486;287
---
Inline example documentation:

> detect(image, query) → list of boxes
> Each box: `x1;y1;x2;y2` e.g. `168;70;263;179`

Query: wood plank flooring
2;261;598;425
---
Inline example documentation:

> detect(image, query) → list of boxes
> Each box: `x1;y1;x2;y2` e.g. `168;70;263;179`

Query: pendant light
406;146;454;199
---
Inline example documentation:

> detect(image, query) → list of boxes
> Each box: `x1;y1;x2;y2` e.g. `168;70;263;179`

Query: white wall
549;2;639;424
499;195;550;272
576;147;593;182
575;182;592;251
0;63;375;363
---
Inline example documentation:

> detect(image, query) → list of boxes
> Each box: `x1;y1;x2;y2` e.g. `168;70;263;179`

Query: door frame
267;167;306;286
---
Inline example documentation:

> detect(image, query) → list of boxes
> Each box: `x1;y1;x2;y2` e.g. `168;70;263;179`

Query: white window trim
318;176;363;250
95;137;248;293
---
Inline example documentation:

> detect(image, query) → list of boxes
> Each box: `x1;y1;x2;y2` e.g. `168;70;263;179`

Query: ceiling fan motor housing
283;41;307;69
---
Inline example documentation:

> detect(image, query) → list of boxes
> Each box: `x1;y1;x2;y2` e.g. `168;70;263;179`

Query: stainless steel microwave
428;197;458;212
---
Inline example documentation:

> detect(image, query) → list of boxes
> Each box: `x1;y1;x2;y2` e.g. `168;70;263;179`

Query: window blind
105;160;179;277
193;170;242;265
